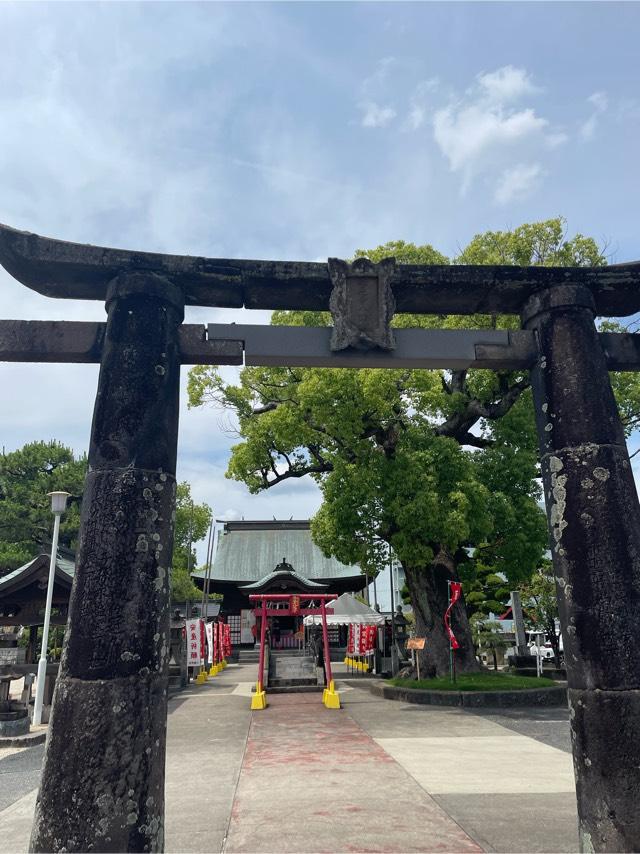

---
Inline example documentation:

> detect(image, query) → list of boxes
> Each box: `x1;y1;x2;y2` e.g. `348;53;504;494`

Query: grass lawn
389;672;557;691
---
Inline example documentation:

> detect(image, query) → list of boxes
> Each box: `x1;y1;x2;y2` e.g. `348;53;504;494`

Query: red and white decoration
222;622;232;658
348;624;377;656
444;581;462;650
186;619;205;668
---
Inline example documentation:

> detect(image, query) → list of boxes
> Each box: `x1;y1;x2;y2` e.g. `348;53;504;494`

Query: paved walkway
0;663;578;853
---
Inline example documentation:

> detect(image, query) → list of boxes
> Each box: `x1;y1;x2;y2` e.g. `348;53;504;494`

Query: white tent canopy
303;592;385;626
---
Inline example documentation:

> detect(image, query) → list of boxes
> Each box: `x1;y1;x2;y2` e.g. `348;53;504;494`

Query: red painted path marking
224;693;481;853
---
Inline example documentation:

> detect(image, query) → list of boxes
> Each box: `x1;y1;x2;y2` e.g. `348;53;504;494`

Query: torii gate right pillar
523;285;640;852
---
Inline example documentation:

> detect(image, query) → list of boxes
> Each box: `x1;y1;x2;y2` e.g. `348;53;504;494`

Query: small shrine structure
192;520;365;649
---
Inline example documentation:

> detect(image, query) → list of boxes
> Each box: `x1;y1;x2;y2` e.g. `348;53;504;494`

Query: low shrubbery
389;672;556;692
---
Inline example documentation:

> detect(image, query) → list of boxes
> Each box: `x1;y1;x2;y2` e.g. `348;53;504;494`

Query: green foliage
170;482;212;601
170;566;201;602
520;561;558;631
520;562;558;627
455;218;606;267
460;562;512;618
389;672;556;691
354;240;449;266
0;441;86;573
0;440;211;604
519;561;563;666
470;613;508;670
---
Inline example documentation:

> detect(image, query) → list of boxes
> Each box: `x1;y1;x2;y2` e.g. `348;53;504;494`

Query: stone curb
365;680;568;708
0;729;47;748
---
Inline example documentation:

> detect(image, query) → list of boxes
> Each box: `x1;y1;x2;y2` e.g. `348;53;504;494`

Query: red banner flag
223;623;232;657
444;582;462;650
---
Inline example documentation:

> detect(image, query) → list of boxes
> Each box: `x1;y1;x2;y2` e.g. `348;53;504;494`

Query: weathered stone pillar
30;273;184;853
522;285;640;852
509;591;529;656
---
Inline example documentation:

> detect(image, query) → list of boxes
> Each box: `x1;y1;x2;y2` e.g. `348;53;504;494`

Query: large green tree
188;218;639;676
0;441;212;603
170;482;213;602
0;441;86;573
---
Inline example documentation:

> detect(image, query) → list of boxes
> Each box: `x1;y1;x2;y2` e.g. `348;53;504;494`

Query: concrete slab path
0;662;579;853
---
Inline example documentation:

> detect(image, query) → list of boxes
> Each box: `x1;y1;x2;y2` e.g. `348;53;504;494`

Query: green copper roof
239;568;327;591
0;553;75;593
193;521;362;584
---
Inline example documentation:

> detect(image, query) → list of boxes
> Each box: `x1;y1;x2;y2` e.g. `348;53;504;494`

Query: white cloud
580;90;608;140
580;114;598;141
477;66;540;103
494;162;544;205
359;101;397;128
588;91;608;113
432;66;561;196
434;105;547;174
545;132;569;149
356;57;400;129
407;104;426;131
404;77;439;131
361;56;397;95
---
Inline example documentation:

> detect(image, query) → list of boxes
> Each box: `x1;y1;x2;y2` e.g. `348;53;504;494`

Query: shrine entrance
2;222;640;851
249;593;338;710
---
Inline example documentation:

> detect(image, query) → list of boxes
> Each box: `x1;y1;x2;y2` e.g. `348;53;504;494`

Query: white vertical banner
354;623;361;654
186;619;204;668
205;621;214;665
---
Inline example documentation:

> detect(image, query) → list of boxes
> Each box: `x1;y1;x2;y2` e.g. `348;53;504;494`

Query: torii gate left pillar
30;273;184;853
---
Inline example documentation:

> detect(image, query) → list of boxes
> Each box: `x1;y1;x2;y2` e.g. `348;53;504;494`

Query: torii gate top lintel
2;221;640;317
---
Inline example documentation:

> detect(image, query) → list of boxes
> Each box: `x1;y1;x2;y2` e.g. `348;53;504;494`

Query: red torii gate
249;593;339;710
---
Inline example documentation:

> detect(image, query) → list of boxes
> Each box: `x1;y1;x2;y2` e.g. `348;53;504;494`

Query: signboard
290;595;300;616
406;638;426;650
186;619;205;668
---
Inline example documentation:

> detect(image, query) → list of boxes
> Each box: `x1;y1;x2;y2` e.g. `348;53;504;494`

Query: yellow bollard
323;679;341;709
195;668;207;684
251;681;267;710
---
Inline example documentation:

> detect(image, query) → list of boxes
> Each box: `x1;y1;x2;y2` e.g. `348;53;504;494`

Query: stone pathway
0;663;579;853
225;692;479;853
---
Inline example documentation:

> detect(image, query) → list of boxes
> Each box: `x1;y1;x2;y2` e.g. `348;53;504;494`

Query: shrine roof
0;553;75;597
239;568;327;592
192;520;363;585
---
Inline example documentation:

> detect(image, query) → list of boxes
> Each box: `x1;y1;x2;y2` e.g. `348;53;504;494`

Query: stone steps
267;685;324;694
268;654;321;692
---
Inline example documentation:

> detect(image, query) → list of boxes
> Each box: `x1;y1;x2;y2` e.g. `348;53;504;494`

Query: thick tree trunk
403;548;480;678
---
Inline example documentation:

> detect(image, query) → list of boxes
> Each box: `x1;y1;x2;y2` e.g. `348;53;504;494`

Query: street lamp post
32;491;70;727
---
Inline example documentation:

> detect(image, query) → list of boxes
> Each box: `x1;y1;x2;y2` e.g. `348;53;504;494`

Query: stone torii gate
1;222;640;852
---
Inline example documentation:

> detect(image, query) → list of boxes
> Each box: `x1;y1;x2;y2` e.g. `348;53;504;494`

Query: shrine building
192;520;366;649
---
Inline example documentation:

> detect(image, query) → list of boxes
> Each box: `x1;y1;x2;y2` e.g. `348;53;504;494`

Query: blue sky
1;2;639;559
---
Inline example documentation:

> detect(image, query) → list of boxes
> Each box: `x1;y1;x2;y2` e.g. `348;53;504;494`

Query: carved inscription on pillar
328;257;396;352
